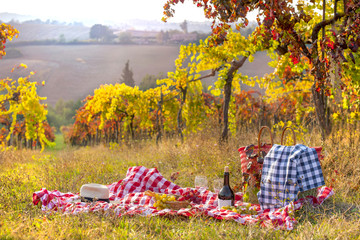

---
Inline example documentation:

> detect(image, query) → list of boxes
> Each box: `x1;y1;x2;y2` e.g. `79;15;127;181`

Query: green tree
47;99;83;132
89;24;115;42
118;32;133;44
139;73;166;91
180;20;188;34
58;34;66;43
120;60;135;87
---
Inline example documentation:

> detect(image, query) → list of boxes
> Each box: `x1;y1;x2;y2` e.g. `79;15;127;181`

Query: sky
2;0;210;25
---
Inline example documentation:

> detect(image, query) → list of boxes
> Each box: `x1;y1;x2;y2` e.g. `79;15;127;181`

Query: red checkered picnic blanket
33;166;334;230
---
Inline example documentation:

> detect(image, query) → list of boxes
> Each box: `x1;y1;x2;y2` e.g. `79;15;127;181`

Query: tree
47;99;82;132
180;20;188;34
89;24;115;42
163;0;360;139
157;31;170;44
139;73;166;91
58;34;66;43
158;30;262;142
118;32;133;44
120;60;135;87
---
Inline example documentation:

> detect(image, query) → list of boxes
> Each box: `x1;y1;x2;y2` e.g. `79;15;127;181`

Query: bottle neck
223;172;230;186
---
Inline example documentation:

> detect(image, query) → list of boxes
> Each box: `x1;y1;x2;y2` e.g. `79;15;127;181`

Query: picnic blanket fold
33;166;333;230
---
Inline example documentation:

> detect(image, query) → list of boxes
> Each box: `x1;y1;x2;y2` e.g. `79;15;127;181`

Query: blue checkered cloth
257;144;325;210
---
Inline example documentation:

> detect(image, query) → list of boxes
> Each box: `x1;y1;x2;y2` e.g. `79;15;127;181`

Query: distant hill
6;22;90;43
116;19;212;33
0;12;213;41
0;12;90;43
0;12;35;23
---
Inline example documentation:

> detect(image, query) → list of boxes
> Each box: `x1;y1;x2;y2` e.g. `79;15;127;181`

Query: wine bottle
218;166;235;208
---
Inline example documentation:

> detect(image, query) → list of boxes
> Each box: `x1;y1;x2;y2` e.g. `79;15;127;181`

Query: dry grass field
0;128;359;239
0;45;273;106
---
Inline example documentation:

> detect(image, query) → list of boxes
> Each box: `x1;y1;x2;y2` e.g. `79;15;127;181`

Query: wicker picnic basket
239;126;298;180
239;126;324;203
238;126;274;185
165;200;191;210
280;126;297;145
238;126;274;203
281;126;324;161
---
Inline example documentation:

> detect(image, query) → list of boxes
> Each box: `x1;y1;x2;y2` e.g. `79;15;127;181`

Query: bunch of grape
152;193;176;210
221;203;258;215
145;191;178;210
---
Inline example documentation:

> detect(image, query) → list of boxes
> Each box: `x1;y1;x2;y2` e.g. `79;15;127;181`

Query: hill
0;45;180;106
7;22;90;43
1;13;90;42
0;45;273;106
0;12;35;23
0;12;213;34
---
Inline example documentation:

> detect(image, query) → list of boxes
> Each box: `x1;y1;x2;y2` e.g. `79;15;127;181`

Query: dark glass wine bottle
218;166;235;208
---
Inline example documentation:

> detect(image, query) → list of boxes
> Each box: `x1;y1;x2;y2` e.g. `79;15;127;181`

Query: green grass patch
46;133;65;151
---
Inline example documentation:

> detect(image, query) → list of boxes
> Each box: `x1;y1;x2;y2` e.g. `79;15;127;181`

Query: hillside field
0;45;273;106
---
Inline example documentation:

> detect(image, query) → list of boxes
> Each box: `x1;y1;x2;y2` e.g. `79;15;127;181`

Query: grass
0;129;360;239
45;133;66;151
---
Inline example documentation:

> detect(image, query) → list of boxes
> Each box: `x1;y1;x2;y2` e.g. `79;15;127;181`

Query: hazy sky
2;0;209;25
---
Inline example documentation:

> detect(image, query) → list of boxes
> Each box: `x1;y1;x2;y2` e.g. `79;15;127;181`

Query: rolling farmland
0;44;272;106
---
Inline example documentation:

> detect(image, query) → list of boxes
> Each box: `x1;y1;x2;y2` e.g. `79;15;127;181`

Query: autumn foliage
0;64;55;150
66;81;314;146
0;23;18;57
163;0;360;139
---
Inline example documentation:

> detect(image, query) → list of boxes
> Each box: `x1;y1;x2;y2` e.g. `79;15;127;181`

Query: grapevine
162;0;360;139
0;65;55;151
67;19;359;145
68;81;316;146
